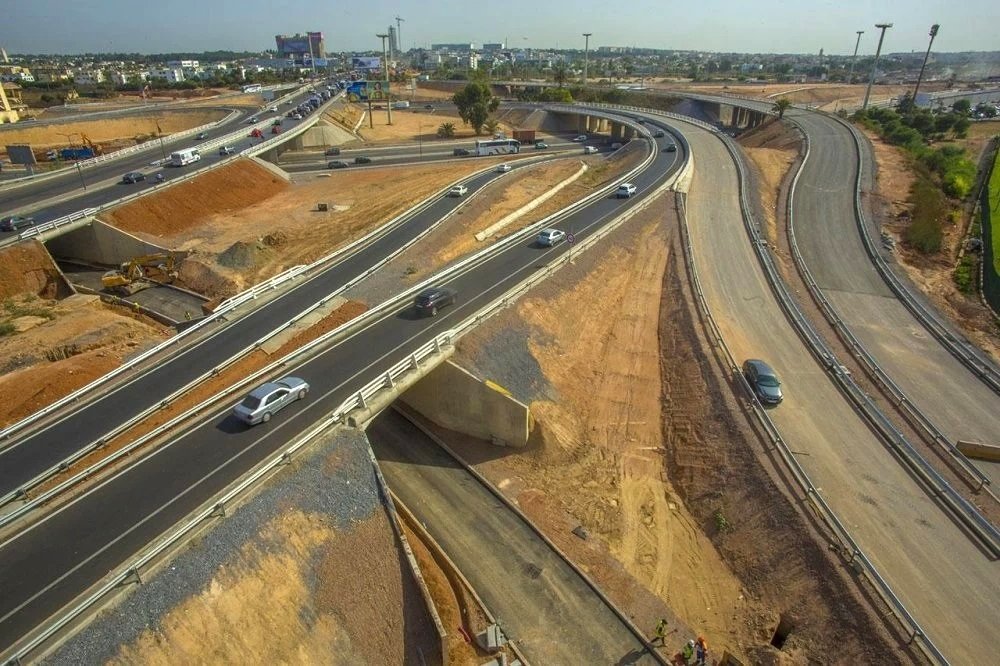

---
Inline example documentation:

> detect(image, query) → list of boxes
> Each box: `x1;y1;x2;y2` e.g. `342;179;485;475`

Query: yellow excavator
101;253;178;296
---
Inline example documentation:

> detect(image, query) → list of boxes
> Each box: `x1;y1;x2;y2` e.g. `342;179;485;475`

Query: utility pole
582;33;592;86
395;16;405;61
862;23;893;111
376;33;393;125
848;30;864;84
912;24;940;107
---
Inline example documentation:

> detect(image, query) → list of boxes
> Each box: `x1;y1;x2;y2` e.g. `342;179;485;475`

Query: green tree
538;87;573;103
452;81;500;134
553;62;568;88
483;118;500;135
952;117;971;138
951;99;971;115
436;122;455;138
773;97;792;119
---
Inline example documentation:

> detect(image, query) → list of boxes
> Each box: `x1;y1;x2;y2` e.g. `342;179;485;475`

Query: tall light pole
862;22;893;111
582;33;592;86
395;16;405;60
376;33;393;125
848;30;864;84
912;24;940;107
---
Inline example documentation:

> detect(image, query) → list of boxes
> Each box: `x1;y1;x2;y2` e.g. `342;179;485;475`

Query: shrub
905;176;947;253
953;254;978;293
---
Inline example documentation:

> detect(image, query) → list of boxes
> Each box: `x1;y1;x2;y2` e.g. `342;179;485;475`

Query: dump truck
512;129;536;144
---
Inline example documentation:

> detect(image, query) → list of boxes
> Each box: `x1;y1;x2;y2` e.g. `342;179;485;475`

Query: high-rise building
275;32;326;64
388;26;398;60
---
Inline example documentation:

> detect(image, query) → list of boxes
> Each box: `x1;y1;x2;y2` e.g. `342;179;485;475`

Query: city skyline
4;0;998;56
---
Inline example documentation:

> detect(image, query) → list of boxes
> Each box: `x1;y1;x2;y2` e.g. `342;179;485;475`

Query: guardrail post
907;629;923;645
410;353;419;368
384;371;395;388
211;502;226;518
358;391;367;409
129;566;143;585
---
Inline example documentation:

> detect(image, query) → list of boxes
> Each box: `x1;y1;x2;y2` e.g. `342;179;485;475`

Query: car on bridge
219;146;236;156
196;132;208;140
537;228;566;247
616;183;637;198
328;160;349;169
573;134;588;142
448;185;469;197
122;171;146;184
453;148;471;156
232;376;310;426
0;215;35;232
583;146;598;154
652;130;665;138
664;144;677;153
742;359;783;405
247;116;258;124
414;287;457;317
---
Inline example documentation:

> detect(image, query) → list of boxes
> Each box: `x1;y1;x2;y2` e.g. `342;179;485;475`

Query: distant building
275;32;325;64
148;68;185;83
32;66;73;82
167;60;199;69
109;70;130;86
0;65;34;83
460;53;479;70
388;26;398;59
432;43;474;51
482;43;505;53
73;70;105;85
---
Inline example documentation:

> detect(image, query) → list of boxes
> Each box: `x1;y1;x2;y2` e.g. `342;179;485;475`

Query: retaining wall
44;219;170;266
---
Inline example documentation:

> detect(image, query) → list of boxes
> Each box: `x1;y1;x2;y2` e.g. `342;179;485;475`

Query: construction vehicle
101;253;178;296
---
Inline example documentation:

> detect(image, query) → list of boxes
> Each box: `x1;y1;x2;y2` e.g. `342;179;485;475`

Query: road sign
567;233;576;244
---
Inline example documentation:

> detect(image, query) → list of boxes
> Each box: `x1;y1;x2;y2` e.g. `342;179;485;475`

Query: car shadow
216;414;250;433
395;307;427;322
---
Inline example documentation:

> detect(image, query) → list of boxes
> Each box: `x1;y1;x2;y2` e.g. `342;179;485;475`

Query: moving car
328;160;349;169
616;183;637;198
292;113;303;120
572;134;588;142
414;287;457;317
268;105;279;112
652;130;665;138
424;104;435;110
232;377;310;426
219;145;236;156
742;359;783;405
247;116;258;123
453;148;470;156
583;146;598;154
664;144;677;153
448;185;469;197
324;147;341;156
534;141;549;149
0;215;35;232
495;163;512;173
122;171;146;184
354;156;372;164
537;228;566;247
196;132;208;140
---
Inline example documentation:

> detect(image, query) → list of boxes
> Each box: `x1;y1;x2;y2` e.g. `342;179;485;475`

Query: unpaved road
681;117;999;665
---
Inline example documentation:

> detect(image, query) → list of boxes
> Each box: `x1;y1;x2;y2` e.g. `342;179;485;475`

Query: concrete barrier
44;219;171;266
402;360;531;447
957;439;1000;462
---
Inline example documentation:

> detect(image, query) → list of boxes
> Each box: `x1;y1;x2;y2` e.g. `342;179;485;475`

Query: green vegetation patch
990;149;1000;275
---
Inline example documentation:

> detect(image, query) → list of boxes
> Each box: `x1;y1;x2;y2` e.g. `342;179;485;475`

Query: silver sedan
232;376;309;425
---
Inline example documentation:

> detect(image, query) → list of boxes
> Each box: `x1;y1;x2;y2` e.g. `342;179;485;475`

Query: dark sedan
0;215;35;232
122;171;146;184
742;359;784;405
414;287;457;317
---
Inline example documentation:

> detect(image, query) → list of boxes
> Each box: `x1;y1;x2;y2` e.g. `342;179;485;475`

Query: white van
170;148;201;167
393;100;410;109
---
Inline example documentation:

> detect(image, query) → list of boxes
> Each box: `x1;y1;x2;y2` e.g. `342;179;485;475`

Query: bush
905;176;947;253
953;254;978;293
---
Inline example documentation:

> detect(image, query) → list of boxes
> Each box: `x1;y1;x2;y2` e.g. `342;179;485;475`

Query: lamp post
912;24;940;106
376;33;393;125
848;30;864;84
862;23;893;111
582;33;592;86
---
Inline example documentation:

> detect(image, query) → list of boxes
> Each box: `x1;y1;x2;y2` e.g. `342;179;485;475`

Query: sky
3;0;998;56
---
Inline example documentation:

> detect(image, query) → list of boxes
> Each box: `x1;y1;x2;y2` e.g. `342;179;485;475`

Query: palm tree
773;97;792;119
437;122;455;138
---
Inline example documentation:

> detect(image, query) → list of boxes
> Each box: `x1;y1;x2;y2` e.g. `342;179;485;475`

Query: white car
448;185;469;197
573;134;588;142
495;163;512;173
537;229;566;247
583;146;599;154
268;105;278;112
247;116;258;123
616;183;638;198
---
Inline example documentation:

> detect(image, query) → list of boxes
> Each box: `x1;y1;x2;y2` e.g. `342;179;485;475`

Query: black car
742;359;783;405
324;147;341;156
424;104;435;110
354;156;372;164
196;132;208;140
328;160;349;169
453;148;470;156
652;130;665;138
122;171;146;184
414;287;457;317
664;144;677;153
0;215;35;232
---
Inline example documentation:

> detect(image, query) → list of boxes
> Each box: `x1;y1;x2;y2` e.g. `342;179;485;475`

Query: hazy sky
4;0;998;56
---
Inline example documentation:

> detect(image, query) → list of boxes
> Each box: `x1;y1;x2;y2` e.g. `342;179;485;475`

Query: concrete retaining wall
44;219;170;266
402;360;531;447
296;124;356;148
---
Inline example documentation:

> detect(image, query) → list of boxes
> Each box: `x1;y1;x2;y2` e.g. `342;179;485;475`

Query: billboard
311;58;329;67
345;81;389;102
351;56;381;71
5;145;37;166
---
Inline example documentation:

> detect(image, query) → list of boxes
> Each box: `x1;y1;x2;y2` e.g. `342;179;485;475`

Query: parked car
0;215;35;232
453;148;471;156
537;228;566;247
495;163;512;173
232;377;310;426
583;146;599;154
354;156;372;164
534;141;549;149
572;134;588;142
219;146;236;156
122;171;146;184
664;144;677;153
324;147;341;156
196;132;208;140
652;130;665;138
616;183;638;198
448;185;469;197
328;160;349;169
414;287;457;317
742;359;783;405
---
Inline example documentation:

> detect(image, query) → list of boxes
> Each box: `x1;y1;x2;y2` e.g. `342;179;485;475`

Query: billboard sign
351;56;381;71
345;81;389;102
312;58;329;67
5;145;37;166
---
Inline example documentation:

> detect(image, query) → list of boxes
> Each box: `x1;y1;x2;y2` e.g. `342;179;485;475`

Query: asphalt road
0;119;678;652
369;409;658;664
680;117;998;665
789;110;1000;486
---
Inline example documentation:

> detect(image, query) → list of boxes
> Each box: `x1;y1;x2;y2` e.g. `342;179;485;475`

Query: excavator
79;133;103;156
101;253;178;296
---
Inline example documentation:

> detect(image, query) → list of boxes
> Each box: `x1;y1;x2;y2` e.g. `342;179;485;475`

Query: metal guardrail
830;115;1000;396
17;208;97;240
784;128;997;504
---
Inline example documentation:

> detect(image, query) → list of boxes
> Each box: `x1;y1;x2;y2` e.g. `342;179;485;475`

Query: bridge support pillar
610;122;624;141
623;126;636;140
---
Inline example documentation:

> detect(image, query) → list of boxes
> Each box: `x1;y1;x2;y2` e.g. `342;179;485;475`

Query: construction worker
681;639;695;664
695;636;708;665
653;618;668;645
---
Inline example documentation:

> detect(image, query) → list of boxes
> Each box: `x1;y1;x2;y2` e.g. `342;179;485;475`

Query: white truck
170;148;201;167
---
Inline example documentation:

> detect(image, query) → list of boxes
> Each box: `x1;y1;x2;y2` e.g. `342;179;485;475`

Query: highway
679;116;998;664
370;409;657;664
789;110;1000;486
0;120;678;654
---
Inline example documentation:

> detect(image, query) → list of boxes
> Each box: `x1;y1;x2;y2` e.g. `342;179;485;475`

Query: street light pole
582;33;592;86
848;30;864;84
862;23;893;111
912;24;940;106
376;33;393;125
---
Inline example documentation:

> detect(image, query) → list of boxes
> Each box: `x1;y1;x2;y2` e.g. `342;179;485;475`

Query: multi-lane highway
0;124;681;654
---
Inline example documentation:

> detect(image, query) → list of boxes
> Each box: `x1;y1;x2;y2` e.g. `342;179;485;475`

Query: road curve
679;117;998;665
